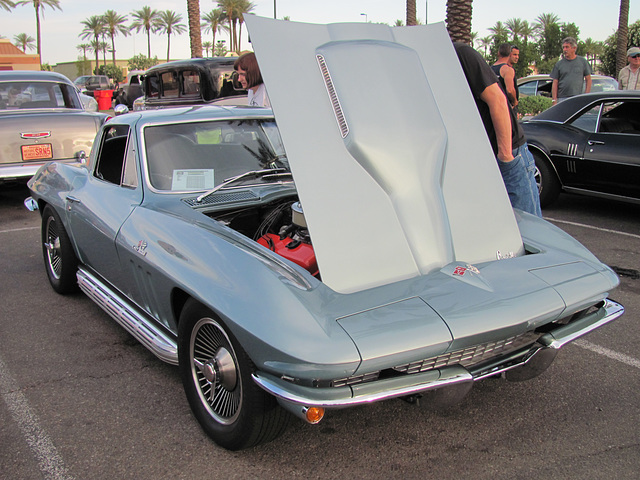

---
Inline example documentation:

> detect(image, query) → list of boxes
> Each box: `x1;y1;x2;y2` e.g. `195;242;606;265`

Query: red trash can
95;89;114;110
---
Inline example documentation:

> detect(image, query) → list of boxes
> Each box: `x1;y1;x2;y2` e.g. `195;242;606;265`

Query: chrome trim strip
316;54;349;138
539;299;624;350
252;368;473;407
77;267;178;365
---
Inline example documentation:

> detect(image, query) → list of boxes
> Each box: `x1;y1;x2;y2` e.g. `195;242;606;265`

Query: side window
147;74;159;98
94;125;131;185
122;134;139;188
161;71;179;98
518;81;537;97
182;70;201;96
597;101;640;134
569;104;601;133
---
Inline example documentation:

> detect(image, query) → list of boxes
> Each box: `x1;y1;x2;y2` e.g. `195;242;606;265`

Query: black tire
41;204;79;294
532;151;561;208
178;299;289;450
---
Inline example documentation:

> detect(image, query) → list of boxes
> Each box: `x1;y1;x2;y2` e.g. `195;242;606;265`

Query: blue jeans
497;143;542;217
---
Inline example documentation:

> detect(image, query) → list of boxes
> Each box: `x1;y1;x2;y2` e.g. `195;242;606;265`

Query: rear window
0;81;83;110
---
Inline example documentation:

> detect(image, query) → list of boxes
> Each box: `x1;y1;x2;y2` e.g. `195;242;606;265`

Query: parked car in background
0;71;109;183
131;58;246;111
25;17;623;451
518;74;618;97
522;90;640;206
73;75;113;97
114;70;144;109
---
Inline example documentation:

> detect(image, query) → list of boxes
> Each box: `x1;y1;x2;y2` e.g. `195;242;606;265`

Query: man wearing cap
618;47;640;90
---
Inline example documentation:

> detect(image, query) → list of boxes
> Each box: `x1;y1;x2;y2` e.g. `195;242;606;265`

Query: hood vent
317;54;349;138
182;190;258;207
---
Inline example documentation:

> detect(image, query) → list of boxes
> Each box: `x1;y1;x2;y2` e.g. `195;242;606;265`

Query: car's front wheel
41;204;79;294
532;151;561;208
178;300;289;450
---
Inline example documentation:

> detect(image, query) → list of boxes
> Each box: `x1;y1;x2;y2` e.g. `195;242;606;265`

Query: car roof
531;90;640;122
144;57;238;74
113;104;274;127
0;70;74;84
517;73;613;85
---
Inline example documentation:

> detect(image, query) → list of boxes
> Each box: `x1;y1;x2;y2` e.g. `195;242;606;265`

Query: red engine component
258;233;318;276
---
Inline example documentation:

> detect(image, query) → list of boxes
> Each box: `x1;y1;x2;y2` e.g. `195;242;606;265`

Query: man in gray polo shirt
550;37;591;104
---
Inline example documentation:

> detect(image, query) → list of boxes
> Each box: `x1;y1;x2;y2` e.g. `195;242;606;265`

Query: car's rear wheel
178;299;289;450
532;151;561;208
41;204;79;294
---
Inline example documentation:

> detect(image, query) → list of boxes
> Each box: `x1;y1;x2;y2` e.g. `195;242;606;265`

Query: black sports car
522;91;640;207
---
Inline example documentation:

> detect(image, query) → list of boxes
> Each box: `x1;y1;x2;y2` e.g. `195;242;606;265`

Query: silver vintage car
0;71;108;183
26;18;623;450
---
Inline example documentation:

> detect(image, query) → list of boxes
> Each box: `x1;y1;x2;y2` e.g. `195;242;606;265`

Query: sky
2;0;638;66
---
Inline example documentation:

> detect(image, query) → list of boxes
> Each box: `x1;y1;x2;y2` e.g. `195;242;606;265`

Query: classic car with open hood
26;17;623;450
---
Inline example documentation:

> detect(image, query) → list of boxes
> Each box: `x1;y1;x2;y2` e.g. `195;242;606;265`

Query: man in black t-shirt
453;42;541;217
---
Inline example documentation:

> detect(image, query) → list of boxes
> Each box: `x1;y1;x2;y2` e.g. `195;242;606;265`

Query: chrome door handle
588;140;605;145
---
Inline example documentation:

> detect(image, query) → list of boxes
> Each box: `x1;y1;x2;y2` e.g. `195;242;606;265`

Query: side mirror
114;104;129;116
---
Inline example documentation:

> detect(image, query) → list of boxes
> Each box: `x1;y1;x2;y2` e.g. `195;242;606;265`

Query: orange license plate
21;144;53;161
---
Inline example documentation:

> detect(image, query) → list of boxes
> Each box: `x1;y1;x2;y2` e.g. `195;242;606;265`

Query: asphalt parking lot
1;182;639;480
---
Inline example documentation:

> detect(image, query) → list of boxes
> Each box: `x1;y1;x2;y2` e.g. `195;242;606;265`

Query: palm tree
488;21;508;41
15;0;61;63
76;43;90;74
202;9;228;50
154;10;187;62
80;15;105;70
505;18;524;42
534;12;560;33
616;0;630;77
217;0;237;53
470;31;477;47
478;36;492;58
1;0;16;12
202;41;212;56
102;10;128;65
187;0;203;58
234;0;255;53
14;32;35;52
519;20;536;44
406;0;417;26
445;0;473;44
131;6;160;58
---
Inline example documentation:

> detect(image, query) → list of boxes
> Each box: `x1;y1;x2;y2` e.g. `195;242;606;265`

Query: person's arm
480;83;514;162
551;79;559;104
584;74;592;93
501;65;518;106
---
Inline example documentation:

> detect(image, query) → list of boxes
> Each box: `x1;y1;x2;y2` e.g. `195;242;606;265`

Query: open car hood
245;16;524;294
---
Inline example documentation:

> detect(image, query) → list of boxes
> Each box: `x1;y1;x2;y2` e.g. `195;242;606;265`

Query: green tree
616;0;630;76
406;0;416;26
601;20;640;77
187;0;202;58
446;0;473;44
214;40;228;57
1;0;15;12
76;43;91;75
131;6;160;59
80;15;105;69
13;32;35;52
154;10;187;62
505;18;524;42
234;0;254;53
202;41;212;56
202;9;228;50
96;63;124;84
128;53;159;70
15;0;61;64
102;10;129;65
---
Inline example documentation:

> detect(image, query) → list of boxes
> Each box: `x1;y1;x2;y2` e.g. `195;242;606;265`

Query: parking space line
545;217;640;240
0;226;39;234
0;355;73;480
575;339;640;370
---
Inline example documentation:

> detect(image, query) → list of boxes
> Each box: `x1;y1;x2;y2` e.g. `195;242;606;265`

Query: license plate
21;144;53;161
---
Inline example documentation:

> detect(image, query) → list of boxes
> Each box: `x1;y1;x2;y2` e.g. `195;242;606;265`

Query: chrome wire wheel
44;214;62;280
190;317;242;424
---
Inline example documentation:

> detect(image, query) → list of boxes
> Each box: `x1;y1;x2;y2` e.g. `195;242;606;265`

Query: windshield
144;119;289;191
0;81;83;110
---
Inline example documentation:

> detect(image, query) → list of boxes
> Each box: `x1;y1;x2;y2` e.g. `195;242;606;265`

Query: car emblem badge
133;240;148;256
20;131;51;139
496;250;515;260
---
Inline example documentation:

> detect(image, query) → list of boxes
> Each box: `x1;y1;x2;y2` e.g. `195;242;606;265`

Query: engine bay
207;198;319;278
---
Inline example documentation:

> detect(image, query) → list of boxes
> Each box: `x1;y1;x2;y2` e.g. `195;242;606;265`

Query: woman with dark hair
234;52;270;107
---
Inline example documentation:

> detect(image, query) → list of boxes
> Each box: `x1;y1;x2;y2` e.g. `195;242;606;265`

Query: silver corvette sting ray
26;18;623;450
